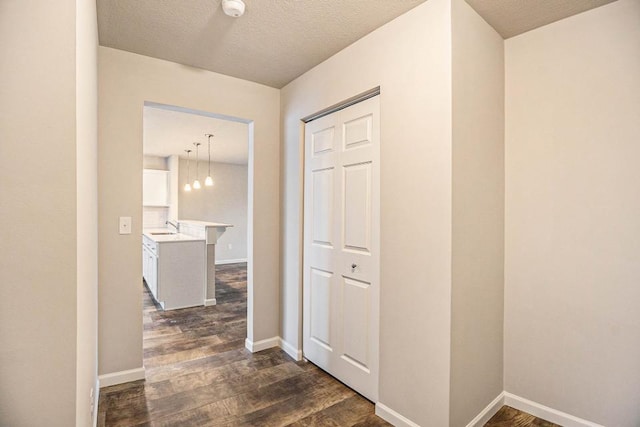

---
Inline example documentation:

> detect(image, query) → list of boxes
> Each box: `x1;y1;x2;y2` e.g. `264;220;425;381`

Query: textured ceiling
143;106;249;165
97;0;427;88
98;0;618;88
465;0;618;39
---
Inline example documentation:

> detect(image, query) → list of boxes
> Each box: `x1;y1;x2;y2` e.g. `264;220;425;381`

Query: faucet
166;220;179;233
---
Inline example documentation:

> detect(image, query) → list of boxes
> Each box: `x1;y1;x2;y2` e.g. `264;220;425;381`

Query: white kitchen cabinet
142;232;205;310
143;169;169;207
142;236;159;299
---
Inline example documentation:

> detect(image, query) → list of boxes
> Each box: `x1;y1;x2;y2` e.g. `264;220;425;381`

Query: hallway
97;263;388;426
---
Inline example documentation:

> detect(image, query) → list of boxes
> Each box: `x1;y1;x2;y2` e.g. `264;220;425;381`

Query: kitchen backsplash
143;206;169;229
178;223;206;239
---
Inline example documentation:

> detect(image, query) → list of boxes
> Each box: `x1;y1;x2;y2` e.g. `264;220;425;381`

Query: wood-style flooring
98;263;556;427
485;406;560;427
98;263;390;426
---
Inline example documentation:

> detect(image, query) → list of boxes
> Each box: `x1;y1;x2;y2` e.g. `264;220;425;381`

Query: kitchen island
142;230;205;310
176;220;233;306
142;220;233;310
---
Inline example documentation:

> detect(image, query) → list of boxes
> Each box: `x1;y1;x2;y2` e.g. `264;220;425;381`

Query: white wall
76;0;99;425
179;160;248;262
98;47;280;378
504;1;640;425
281;0;453;424
143;155;168;170
450;1;505;425
0;2;76;425
0;1;98;425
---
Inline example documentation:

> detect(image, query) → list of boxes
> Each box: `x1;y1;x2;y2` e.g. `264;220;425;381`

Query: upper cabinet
143;169;169;206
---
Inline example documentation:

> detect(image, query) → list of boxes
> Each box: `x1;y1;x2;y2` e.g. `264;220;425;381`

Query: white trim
92;378;100;427
204;298;217;306
244;336;279;353
504;392;604;427
375;402;421;427
465;392;505;427
215;258;248;265
98;367;145;388
278;338;303;361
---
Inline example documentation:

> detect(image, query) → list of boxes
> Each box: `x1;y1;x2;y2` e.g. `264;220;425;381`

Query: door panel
343;113;373;150
341;276;371;372
343;162;372;253
312;125;335;155
309;268;333;351
311;168;334;246
303;96;379;401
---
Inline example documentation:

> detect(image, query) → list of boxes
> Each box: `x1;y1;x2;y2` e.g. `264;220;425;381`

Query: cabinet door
149;253;158;298
143;169;169;206
142;245;148;282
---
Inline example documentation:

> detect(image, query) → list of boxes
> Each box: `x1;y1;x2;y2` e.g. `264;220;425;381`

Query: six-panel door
303;96;380;401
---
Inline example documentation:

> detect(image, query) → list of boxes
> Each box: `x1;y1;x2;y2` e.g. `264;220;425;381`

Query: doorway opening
141;101;253;360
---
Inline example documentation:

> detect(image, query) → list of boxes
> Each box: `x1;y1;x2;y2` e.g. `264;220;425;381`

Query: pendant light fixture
192;142;202;189
204;133;214;186
184;149;192;192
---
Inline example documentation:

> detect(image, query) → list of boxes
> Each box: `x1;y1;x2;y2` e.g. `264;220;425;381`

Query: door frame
141;101;257;348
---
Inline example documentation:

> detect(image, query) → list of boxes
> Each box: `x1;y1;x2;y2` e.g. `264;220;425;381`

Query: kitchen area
142;220;231;310
141;102;249;312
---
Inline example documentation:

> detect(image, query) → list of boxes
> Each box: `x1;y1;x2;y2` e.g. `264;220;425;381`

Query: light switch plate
119;216;132;235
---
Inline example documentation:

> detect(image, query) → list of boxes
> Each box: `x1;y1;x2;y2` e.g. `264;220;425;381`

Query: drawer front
143;236;158;254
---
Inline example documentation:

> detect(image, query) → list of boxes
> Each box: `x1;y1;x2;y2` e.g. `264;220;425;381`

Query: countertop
178;220;233;228
143;228;205;243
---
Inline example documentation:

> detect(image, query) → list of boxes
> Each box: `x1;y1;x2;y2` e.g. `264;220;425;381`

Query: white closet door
303;96;380;401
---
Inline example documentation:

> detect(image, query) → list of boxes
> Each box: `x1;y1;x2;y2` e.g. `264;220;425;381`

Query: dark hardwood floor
485;406;560;427
98;263;555;426
98;263;390;427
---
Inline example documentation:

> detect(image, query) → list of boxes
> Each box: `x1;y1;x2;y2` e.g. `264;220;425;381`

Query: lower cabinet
142;241;159;300
142;237;205;310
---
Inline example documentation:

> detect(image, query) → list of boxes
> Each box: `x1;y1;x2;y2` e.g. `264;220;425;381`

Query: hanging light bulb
184;149;192;192
205;133;214;186
193;142;202;189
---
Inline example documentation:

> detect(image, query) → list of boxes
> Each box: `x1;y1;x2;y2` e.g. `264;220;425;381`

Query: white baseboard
204;298;217;306
375;402;420;427
504;392;604;427
466;392;505;427
278;338;303;361
98;367;145;388
245;336;279;353
93;378;100;427
215;258;248;265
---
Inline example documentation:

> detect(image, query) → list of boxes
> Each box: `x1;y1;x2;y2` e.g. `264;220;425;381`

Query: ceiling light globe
193;179;201;189
184;183;192;192
205;176;214;186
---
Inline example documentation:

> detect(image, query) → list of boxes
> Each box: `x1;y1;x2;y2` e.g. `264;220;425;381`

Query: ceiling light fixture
184;149;192;192
205;133;215;186
222;0;245;18
193;142;202;189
